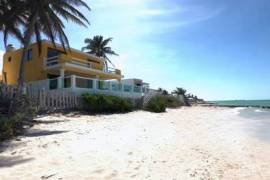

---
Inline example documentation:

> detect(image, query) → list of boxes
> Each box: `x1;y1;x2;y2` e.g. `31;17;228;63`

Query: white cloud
0;50;4;72
85;0;223;38
67;0;224;93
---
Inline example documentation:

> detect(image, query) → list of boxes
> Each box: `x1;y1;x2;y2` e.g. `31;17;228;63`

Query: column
71;75;76;90
58;68;65;89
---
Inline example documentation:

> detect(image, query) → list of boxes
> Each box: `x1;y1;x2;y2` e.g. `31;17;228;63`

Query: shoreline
199;103;270;109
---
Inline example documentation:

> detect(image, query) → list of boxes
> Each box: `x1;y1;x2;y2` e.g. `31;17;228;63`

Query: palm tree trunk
17;13;37;95
105;61;108;72
17;45;29;94
9;14;37;115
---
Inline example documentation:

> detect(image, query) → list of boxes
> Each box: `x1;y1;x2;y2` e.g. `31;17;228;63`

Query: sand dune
0;107;270;180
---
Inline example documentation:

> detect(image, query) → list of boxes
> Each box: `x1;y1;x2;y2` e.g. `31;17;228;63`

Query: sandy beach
0;106;270;180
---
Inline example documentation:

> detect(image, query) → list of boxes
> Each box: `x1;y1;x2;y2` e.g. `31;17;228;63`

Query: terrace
43;54;123;80
27;75;150;99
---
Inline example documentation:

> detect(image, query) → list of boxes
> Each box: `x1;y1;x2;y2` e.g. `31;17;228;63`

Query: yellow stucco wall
3;42;49;85
3;41;122;85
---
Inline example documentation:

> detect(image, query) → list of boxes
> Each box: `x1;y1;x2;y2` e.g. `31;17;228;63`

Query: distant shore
202;100;270;109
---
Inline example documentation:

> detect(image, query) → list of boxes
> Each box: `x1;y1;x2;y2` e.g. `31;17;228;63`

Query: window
124;85;132;92
28;49;33;61
23;49;33;61
47;48;60;58
76;78;93;89
98;81;109;90
112;83;122;91
8;57;11;62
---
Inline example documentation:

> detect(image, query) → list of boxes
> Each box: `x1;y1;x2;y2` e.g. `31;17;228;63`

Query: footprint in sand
130;174;137;178
104;171;118;179
92;169;105;174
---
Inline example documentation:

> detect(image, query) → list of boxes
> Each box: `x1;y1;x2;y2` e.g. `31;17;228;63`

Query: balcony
44;54;122;77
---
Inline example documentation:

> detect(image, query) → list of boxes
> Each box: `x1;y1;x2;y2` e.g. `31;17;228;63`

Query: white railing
69;60;92;69
45;56;59;67
26;75;149;99
44;56;120;76
104;67;118;74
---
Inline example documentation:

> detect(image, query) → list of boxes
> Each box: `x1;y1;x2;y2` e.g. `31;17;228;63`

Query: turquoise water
210;100;270;108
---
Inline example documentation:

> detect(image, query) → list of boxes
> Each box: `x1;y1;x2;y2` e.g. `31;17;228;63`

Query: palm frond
82;35;118;69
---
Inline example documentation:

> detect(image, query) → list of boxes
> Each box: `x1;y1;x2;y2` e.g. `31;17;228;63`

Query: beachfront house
1;41;149;99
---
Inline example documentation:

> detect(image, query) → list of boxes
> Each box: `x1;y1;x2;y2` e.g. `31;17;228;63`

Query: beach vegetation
172;87;187;96
0;84;36;141
82;93;134;113
145;96;167;113
165;95;184;108
158;88;169;96
172;87;190;106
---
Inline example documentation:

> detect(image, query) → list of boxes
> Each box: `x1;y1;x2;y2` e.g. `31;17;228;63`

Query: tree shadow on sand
24;129;68;138
33;120;69;124
37;111;82;118
0;156;34;168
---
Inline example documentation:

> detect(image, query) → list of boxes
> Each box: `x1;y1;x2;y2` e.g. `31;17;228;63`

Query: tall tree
0;0;91;94
0;0;25;47
173;87;190;106
172;88;187;96
81;35;118;70
158;88;169;96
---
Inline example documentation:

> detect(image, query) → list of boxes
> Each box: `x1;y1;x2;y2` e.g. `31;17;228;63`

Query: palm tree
81;35;118;70
173;87;190;106
0;0;25;47
19;0;90;92
172;88;187;96
157;88;169;96
0;0;91;94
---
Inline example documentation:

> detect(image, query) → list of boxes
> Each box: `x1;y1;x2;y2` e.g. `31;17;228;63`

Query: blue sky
1;0;270;100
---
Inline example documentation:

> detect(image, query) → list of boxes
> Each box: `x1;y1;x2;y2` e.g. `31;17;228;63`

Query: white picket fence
1;84;77;111
1;83;155;111
0;84;18;99
35;89;77;110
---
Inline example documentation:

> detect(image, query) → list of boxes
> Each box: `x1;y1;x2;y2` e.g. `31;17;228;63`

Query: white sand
0;106;270;180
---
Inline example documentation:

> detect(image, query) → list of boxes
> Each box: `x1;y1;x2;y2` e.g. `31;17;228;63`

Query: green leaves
81;35;119;68
82;94;134;113
145;96;167;113
0;0;90;51
172;87;187;95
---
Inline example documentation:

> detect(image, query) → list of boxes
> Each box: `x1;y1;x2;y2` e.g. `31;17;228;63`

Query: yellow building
2;40;123;85
1;40;150;98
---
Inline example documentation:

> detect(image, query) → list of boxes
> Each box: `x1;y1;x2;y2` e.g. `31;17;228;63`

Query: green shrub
0;84;37;142
165;96;184;108
82;94;134;113
145;96;167;113
0;113;24;141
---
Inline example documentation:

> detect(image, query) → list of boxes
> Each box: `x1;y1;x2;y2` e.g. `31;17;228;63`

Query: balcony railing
46;56;59;67
31;75;149;98
44;55;121;76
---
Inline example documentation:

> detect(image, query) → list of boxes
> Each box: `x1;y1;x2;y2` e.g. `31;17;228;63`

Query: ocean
209;100;270;108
